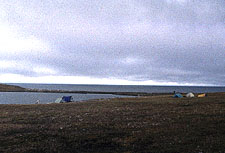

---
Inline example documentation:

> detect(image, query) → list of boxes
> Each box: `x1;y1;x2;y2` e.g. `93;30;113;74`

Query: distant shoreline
0;83;224;97
0;83;169;96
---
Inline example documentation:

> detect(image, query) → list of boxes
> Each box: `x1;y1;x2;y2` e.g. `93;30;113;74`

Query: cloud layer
0;0;224;85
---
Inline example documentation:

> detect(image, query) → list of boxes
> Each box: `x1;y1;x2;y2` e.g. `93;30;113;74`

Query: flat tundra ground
0;93;225;153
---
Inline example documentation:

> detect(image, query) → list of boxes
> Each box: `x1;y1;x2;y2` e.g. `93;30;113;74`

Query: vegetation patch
0;92;225;152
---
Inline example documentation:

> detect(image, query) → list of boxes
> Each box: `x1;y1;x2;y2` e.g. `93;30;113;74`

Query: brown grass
0;92;225;153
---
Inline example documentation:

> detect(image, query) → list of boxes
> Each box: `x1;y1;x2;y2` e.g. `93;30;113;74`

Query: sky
0;0;224;86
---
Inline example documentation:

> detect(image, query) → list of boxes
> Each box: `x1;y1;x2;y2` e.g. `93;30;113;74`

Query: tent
186;92;195;98
55;98;63;103
62;96;73;102
173;93;183;98
198;94;206;98
55;96;73;103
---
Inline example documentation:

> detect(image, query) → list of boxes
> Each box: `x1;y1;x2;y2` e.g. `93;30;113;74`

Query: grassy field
0;92;225;153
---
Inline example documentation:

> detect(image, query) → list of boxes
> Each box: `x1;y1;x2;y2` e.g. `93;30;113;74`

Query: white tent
55;98;63;103
186;92;195;98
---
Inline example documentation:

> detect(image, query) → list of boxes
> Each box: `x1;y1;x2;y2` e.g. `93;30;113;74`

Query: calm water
0;92;128;104
9;83;225;93
1;83;224;104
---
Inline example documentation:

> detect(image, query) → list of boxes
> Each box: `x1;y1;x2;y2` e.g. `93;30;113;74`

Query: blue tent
173;93;183;98
62;96;73;102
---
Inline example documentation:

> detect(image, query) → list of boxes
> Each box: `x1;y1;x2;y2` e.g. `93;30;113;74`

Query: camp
173;93;183;98
186;92;195;98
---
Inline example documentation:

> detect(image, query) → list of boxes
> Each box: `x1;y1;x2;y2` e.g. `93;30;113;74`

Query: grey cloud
0;0;224;85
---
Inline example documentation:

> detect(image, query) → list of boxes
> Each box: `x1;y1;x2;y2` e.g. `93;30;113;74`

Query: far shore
1;83;222;97
0;83;173;96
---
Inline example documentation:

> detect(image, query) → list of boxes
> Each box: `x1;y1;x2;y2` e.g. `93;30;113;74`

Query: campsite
1;0;224;152
1;92;225;152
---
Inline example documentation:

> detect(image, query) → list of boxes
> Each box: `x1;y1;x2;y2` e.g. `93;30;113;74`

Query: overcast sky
0;0;224;86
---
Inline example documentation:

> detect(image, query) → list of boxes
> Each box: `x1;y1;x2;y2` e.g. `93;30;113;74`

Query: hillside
0;83;26;92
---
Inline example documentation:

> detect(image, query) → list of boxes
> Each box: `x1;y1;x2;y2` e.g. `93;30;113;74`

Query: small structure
35;100;40;104
173;93;183;98
55;96;73;103
62;96;73;102
55;98;63;103
186;92;195;98
198;94;206;98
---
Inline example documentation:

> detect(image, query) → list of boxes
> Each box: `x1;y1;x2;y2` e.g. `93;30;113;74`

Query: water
0;92;127;104
1;83;224;104
8;83;225;93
